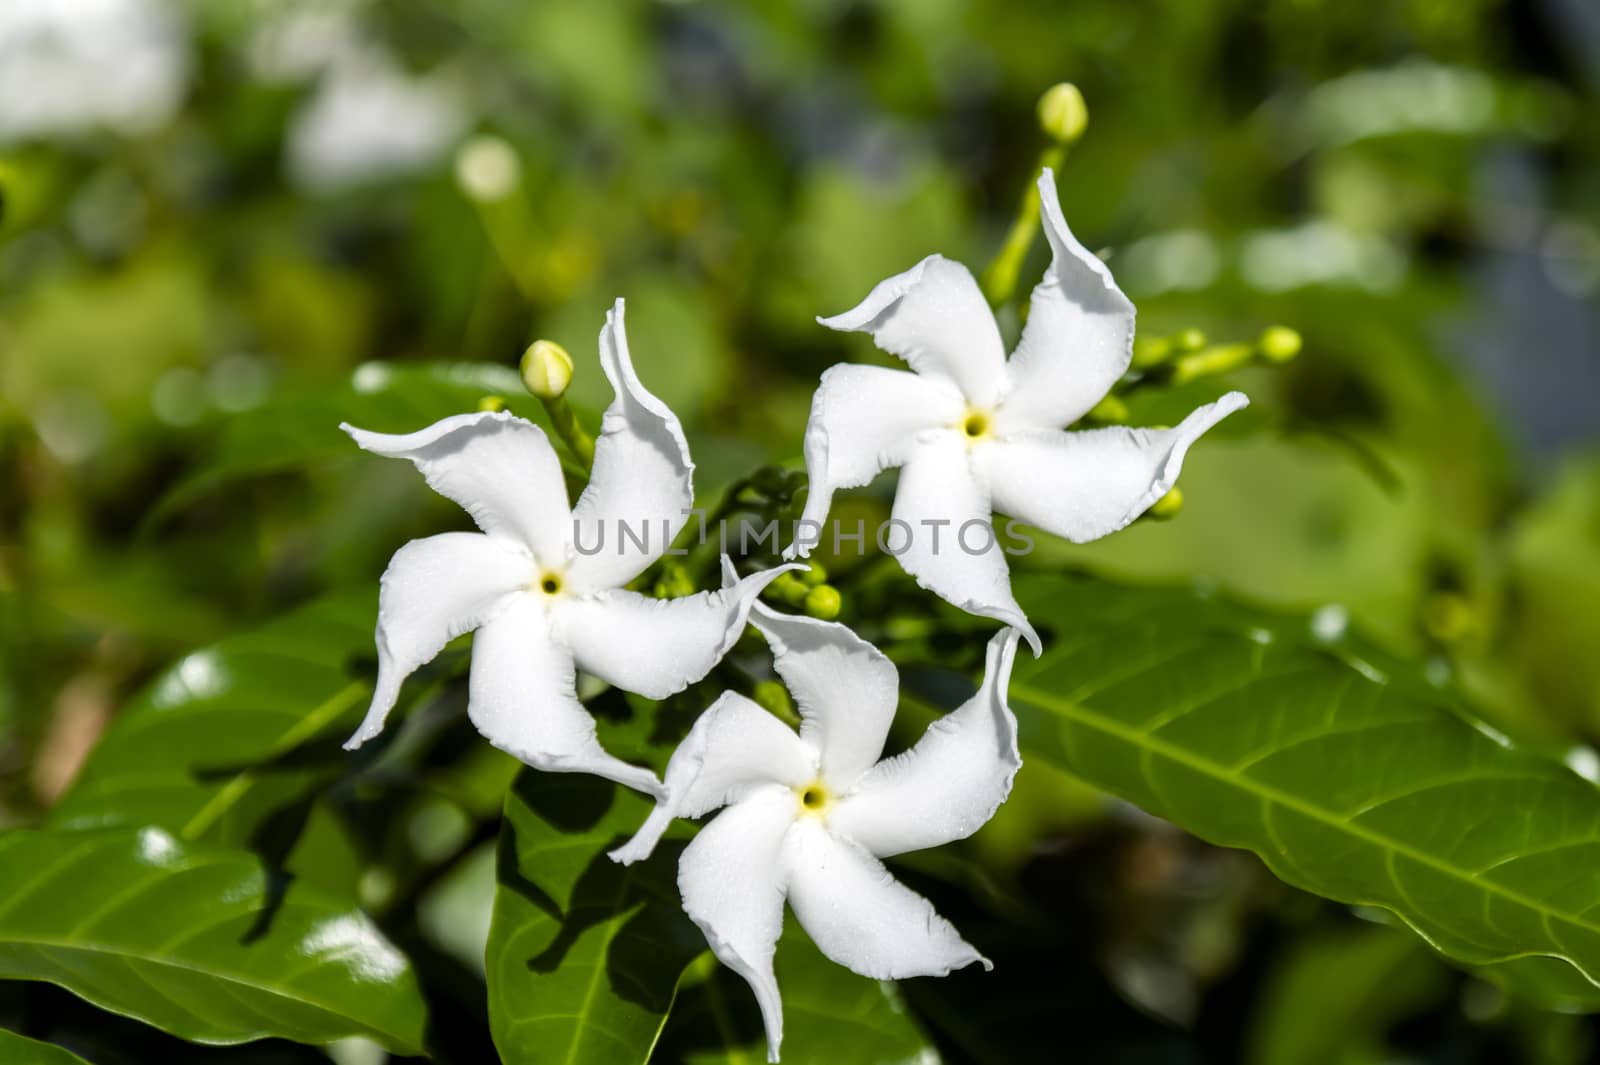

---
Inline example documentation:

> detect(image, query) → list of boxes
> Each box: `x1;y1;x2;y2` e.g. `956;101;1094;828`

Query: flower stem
981;143;1068;308
539;394;595;466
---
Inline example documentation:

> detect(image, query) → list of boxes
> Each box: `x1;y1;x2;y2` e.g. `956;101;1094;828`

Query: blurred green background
2;0;1598;1061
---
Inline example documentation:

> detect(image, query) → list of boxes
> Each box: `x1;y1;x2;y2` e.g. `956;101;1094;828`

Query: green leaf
50;590;374;847
663;927;937;1065
0;827;427;1052
987;572;1600;1007
148;358;762;524
487;770;705;1065
147;362;565;524
490;771;938;1065
0;1027;95;1065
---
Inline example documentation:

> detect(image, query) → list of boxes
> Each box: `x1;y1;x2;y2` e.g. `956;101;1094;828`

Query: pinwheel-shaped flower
342;300;791;795
612;590;1021;1061
790;168;1247;652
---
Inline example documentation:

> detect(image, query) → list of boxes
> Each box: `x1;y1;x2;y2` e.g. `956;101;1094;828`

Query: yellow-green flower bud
1174;328;1208;352
477;395;506;412
753;679;798;725
803;585;842;621
764;572;809;608
1037;83;1088;145
1173;343;1252;385
521;340;574;399
1148;487;1184;520
1258;325;1303;363
1131;335;1173;369
800;562;828;587
1084;394;1130;425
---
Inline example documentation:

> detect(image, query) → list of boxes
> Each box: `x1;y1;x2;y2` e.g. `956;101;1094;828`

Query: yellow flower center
960;410;991;441
796;781;831;816
535;571;565;597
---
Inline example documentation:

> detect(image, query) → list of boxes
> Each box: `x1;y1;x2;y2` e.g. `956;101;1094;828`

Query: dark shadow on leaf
494;771;621;924
235;790;324;944
241;868;295;946
495;816;562;924
523;838;702;1012
500;772;705;1013
585;685;637;727
510;767;617;833
646;685;707;749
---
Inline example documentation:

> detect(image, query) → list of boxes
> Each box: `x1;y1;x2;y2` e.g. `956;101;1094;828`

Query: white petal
817;254;1007;407
978;391;1248;544
345;532;531;749
782;820;988;980
830;628;1022;856
568;299;695;591
342;412;571;565
890;434;1040;654
468;595;661;795
610;691;816;866
787;364;964;559
554;563;796;700
995;169;1137;431
678;786;797;1063
749;600;899;790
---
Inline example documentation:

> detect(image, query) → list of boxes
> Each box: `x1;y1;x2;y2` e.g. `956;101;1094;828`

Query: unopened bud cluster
764;564;842;620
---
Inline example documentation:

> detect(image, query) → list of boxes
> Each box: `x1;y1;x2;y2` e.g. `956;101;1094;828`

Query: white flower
0;0;188;143
342;300;793;796
789;168;1248;653
286;48;467;193
612;586;1022;1062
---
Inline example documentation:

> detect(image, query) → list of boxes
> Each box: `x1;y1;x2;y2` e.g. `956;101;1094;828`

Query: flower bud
1131;335;1172;369
520;340;574;399
800;562;828;587
1173;343;1252;385
454;135;521;203
1147;487;1184;520
1174;328;1208;352
764;572;810;608
1258;325;1302;363
803;585;842;621
1037;83;1088;145
477;395;506;412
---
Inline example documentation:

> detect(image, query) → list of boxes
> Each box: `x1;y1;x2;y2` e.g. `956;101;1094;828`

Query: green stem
980;143;1067;308
539;394;595;466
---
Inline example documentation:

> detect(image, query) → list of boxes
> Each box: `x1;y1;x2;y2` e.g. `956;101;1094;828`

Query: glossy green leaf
490;770;938;1065
50;590;374;847
0;827;427;1052
665;927;937;1065
488;770;706;1065
0;1027;95;1065
987;572;1600;1007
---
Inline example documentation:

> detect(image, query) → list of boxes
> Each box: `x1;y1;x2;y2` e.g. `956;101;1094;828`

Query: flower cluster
346;170;1245;1060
